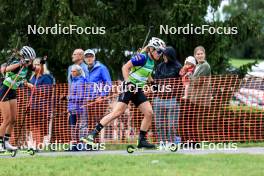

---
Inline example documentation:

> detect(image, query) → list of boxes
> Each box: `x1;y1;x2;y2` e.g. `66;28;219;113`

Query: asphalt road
3;147;263;158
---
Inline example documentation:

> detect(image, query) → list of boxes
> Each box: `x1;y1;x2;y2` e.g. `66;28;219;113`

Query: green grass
0;154;263;176
237;142;264;147
229;58;264;68
228;104;264;113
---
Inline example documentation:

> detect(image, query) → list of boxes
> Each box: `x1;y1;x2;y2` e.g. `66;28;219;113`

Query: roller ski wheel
27;148;35;156
169;144;178;152
127;145;136;154
126;145;156;154
11;150;17;157
156;142;179;152
126;144;178;154
0;149;17;157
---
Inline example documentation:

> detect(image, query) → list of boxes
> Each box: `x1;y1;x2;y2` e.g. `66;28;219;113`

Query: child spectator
180;56;196;99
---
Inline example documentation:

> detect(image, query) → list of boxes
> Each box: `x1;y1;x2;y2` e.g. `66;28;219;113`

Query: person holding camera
0;46;36;151
23;57;54;145
24;57;54;87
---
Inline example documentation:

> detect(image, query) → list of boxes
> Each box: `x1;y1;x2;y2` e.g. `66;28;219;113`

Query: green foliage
229;58;264;77
0;0;262;81
224;0;264;59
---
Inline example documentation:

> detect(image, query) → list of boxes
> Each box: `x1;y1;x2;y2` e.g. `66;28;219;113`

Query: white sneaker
4;141;17;150
0;143;5;151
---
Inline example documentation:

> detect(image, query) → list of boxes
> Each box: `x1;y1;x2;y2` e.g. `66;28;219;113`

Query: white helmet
185;56;196;65
147;37;166;50
20;46;36;60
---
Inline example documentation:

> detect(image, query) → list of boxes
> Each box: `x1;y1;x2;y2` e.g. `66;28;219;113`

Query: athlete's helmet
20;46;36;61
147;37;166;50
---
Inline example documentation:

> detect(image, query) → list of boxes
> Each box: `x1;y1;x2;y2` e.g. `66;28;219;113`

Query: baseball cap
84;49;95;57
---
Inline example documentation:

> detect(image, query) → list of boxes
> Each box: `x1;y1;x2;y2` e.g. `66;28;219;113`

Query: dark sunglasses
157;49;163;55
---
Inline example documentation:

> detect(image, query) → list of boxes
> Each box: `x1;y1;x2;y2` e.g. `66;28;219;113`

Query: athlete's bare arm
4;63;20;72
122;60;133;81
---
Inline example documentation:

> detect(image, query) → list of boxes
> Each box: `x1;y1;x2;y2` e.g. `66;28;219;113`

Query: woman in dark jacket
153;46;182;143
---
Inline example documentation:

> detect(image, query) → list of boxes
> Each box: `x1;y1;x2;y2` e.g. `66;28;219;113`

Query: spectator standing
83;49;112;144
67;49;88;84
24;57;54;146
25;57;54;87
83;49;111;99
153;46;182;143
67;64;86;150
192;46;211;77
188;46;212;103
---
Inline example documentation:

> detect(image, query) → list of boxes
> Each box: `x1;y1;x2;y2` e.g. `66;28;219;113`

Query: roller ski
17;148;36;156
0;142;17;157
0;149;17;157
80;131;100;150
0;142;35;157
80;131;96;144
81;130;108;151
127;138;178;154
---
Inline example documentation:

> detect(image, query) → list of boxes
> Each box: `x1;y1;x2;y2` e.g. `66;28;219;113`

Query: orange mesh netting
0;75;263;147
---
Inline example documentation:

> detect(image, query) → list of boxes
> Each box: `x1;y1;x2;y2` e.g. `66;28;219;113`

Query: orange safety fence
0;75;263;148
